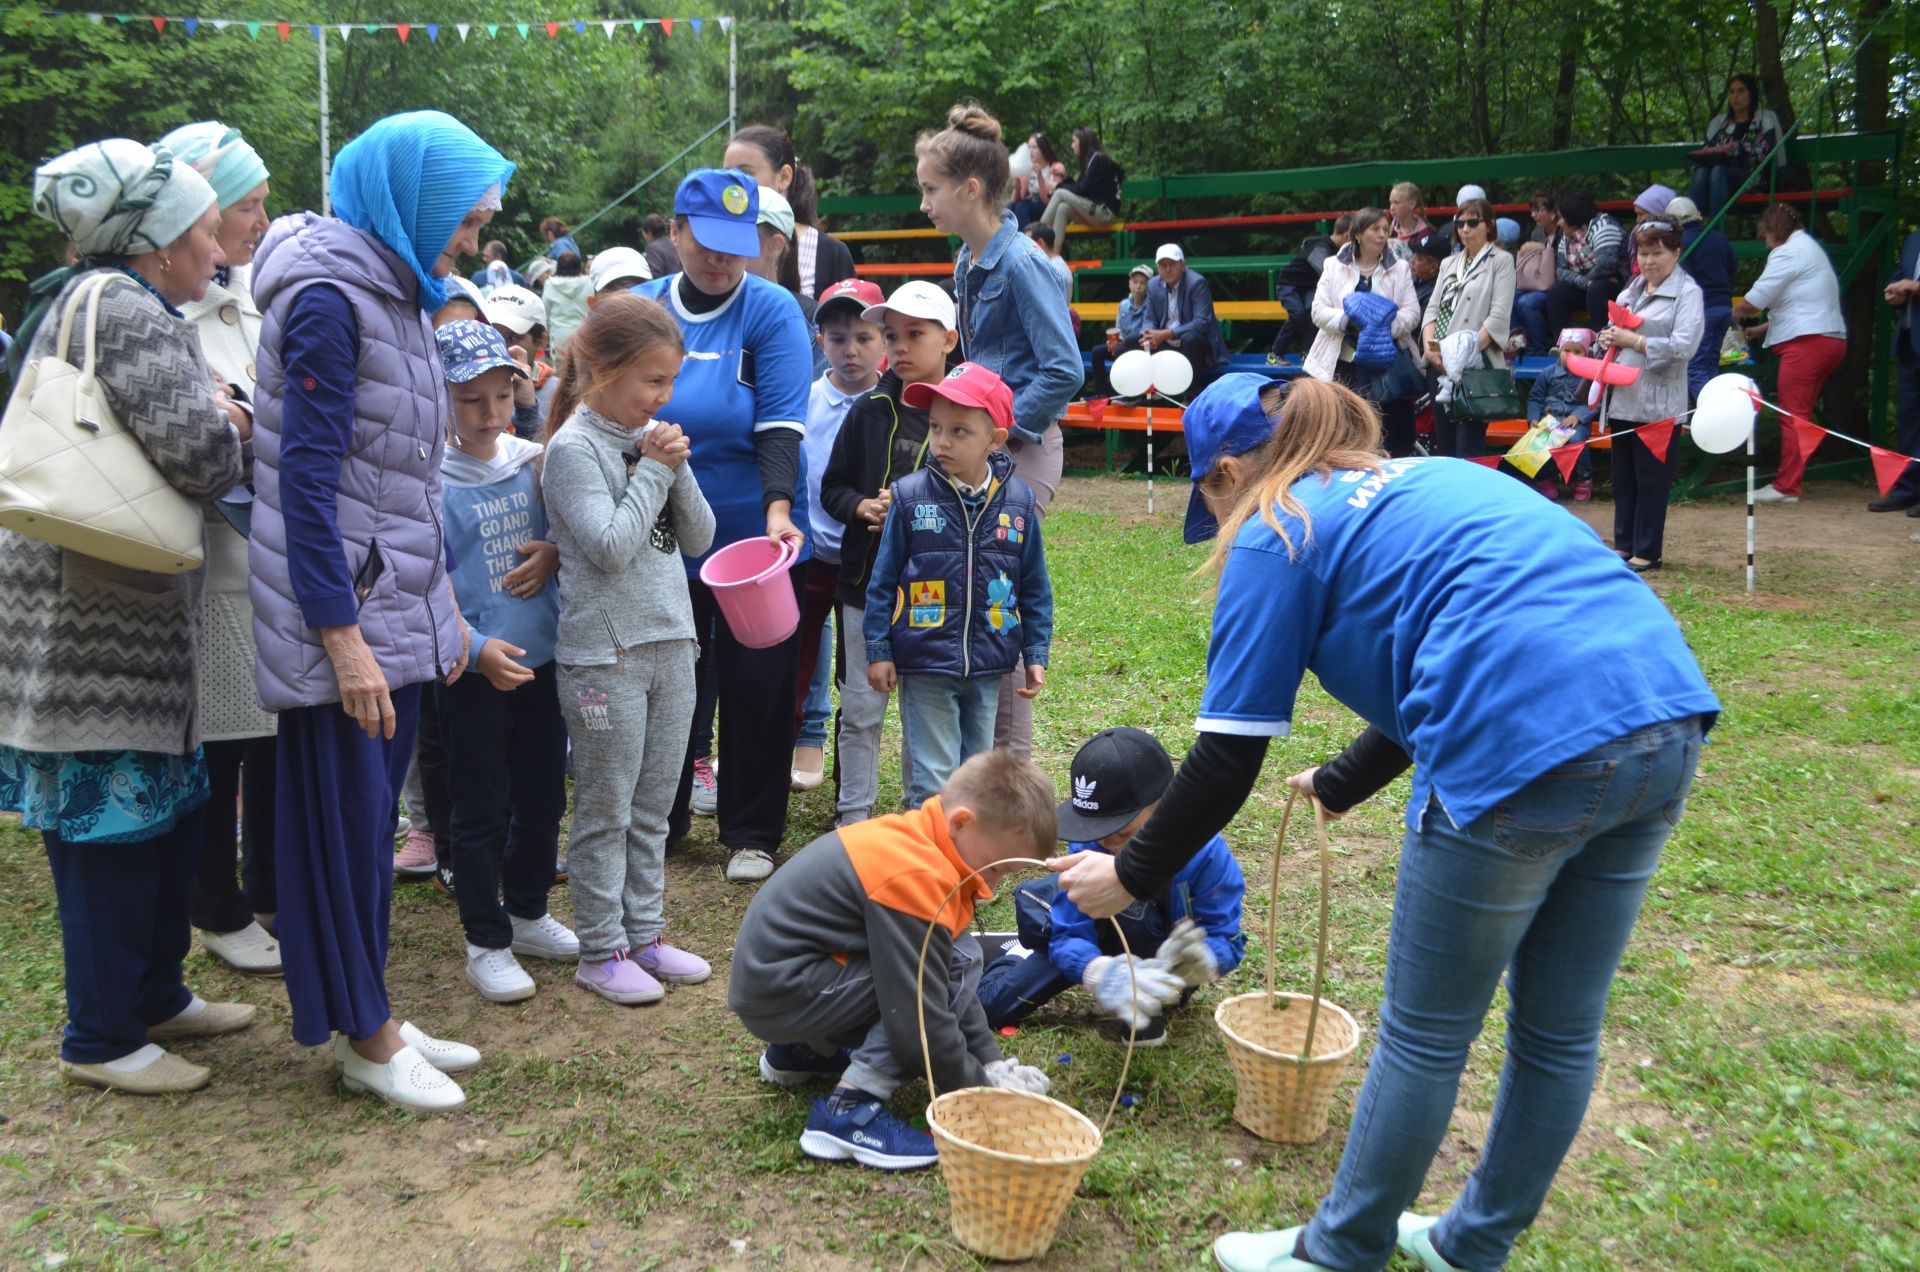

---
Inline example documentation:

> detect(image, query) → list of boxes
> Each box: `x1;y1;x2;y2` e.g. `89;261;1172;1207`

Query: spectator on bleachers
1407;229;1447;313
1437;184;1488;254
1628;186;1677;278
1666;196;1735;400
1271;214;1352;357
1688;74;1783;219
1873;226;1920;513
1423;197;1516;457
1040;127;1124;240
1496;218;1521;252
642;213;681;280
1527;189;1561;243
471;239;523;293
1527;329;1601;502
1736;205;1848;504
540;216;581;261
1544;191;1626;348
1118;263;1153;347
1010;132;1067;229
1389;181;1429;243
725;124;858;300
1143;242;1230;389
1026;224;1074;305
1305;208;1421;455
1605;220;1705;571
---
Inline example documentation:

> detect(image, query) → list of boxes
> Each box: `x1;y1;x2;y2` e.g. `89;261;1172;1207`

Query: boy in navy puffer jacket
864;363;1053;808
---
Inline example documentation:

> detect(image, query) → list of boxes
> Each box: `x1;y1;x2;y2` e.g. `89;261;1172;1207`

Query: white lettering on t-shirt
1341;458;1423;510
475;489;536;594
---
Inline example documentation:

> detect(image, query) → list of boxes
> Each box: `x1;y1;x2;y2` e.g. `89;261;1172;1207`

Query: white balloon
1690;373;1759;454
1150;348;1194;395
1007;141;1034;181
1110;349;1154;397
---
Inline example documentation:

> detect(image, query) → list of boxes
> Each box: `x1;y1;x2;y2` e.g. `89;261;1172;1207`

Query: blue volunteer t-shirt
635;272;814;573
1198;457;1720;830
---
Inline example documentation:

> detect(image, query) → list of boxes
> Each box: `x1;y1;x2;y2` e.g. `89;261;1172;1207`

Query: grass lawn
1;477;1916;1270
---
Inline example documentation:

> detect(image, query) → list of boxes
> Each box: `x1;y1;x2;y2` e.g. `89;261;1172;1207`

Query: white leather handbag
0;271;205;573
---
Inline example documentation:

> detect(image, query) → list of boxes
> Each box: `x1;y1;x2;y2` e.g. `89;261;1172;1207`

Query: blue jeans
1690;305;1733;401
1688;163;1753;220
797;613;833;749
1512;291;1552;353
897;674;999;807
1303;715;1704;1272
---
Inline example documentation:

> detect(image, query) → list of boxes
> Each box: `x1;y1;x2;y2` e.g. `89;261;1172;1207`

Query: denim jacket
954;212;1084;444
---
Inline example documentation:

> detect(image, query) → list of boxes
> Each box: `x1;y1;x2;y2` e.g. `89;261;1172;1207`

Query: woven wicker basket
1214;790;1364;1143
916;857;1138;1262
927;1087;1101;1261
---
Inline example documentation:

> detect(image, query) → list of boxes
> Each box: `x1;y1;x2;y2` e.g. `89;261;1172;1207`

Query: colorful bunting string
0;8;731;41
1745;390;1920;497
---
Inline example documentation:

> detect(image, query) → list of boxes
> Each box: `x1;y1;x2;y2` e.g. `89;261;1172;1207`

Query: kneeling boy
978;728;1247;1044
728;750;1058;1171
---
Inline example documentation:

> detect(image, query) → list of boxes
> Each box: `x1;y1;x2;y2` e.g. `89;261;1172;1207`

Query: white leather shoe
466;944;536;1003
1212;1226;1333;1272
331;1024;481;1074
338;1043;466;1112
509;912;580;960
200;921;282;975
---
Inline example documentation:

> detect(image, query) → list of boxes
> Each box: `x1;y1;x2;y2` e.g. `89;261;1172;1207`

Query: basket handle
914;856;1138;1134
1263;789;1335;1064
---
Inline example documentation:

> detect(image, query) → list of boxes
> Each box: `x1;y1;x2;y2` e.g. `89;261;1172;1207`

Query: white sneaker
338;1043;466;1112
1753;483;1799;504
510;912;581;960
331;1024;482;1074
725;848;775;882
200;921;282;975
466;944;536;1003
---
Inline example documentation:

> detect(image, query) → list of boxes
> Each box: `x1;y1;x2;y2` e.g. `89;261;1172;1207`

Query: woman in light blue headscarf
249;111;514;1113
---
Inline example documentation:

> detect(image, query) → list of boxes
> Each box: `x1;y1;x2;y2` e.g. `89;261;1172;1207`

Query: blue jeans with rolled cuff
1301;715;1704;1272
976;875;1190;1028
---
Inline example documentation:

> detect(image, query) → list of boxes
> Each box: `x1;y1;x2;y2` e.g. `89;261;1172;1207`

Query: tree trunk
1750;0;1797;130
1827;0;1894;437
1549;20;1582;151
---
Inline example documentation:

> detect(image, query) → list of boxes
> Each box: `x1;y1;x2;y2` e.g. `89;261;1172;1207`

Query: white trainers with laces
466;944;536;1003
726;848;775;883
510;912;581;960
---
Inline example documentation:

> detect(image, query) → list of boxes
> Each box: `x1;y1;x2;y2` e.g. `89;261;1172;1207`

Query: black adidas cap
1056;727;1176;842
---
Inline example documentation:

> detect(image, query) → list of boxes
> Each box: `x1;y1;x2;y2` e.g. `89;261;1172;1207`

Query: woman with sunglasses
1421;197;1516;456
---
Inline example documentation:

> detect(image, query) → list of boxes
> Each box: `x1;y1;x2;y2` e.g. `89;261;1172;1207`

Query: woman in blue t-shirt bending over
1053;375;1721;1272
634;169;815;884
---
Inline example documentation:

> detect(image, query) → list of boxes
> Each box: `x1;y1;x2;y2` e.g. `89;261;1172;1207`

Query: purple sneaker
574;950;665;1005
631;937;712;985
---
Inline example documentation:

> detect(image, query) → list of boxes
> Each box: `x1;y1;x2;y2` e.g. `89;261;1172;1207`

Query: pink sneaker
574;950;665;1005
632;937;712;985
394;827;437;879
1572;480;1594;503
1534;478;1561;501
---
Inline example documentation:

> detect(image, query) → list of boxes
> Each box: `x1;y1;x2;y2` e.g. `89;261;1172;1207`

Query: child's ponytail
543;351;585;441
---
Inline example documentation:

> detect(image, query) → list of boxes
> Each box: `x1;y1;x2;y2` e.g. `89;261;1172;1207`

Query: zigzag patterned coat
0;270;245;756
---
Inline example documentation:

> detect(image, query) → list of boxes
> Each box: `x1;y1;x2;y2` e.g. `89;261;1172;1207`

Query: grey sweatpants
735;933;985;1100
557;640;698;962
835;602;917;826
993;426;1062;760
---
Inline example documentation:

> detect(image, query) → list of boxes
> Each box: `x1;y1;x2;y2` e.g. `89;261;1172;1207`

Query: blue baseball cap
435;319;529;385
673;167;761;258
1183;372;1283;544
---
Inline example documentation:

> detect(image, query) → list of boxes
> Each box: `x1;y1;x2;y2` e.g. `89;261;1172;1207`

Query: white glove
1156;918;1221;989
1082;954;1186;1030
983;1058;1051;1096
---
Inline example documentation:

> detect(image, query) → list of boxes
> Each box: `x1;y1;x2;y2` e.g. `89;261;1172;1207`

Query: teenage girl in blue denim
1052;375;1719;1272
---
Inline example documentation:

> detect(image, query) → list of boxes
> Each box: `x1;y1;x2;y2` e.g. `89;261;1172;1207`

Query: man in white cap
484;284;553;437
1141;242;1230;388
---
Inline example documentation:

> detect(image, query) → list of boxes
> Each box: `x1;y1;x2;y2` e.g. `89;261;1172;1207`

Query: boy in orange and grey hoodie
727;750;1057;1171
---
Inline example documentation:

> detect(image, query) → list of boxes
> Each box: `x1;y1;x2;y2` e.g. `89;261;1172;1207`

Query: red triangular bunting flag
1640;419;1675;464
1086;397;1109;425
276;20;289;39
1790;418;1828;464
1468;455;1502;468
1870;446;1915;497
660;16;673;34
150;15;164;31
1552;443;1586;482
396;22;410;41
545;20;559;37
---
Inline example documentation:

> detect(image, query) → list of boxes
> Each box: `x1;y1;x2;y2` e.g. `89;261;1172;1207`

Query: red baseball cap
814;277;885;322
902;362;1015;434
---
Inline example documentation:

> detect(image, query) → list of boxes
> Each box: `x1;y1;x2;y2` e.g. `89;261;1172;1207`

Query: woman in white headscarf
157;120;282;978
0;139;253;1095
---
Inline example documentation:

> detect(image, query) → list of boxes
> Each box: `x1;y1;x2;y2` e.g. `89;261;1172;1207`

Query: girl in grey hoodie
540;295;716;1006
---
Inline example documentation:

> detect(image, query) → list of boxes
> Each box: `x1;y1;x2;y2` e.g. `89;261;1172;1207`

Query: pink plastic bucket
699;537;801;649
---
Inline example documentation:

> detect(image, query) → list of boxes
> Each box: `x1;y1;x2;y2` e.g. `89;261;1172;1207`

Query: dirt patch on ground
1053;474;1920;593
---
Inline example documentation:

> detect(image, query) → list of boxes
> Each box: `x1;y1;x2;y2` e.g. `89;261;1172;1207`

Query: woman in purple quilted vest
249;111;512;1113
